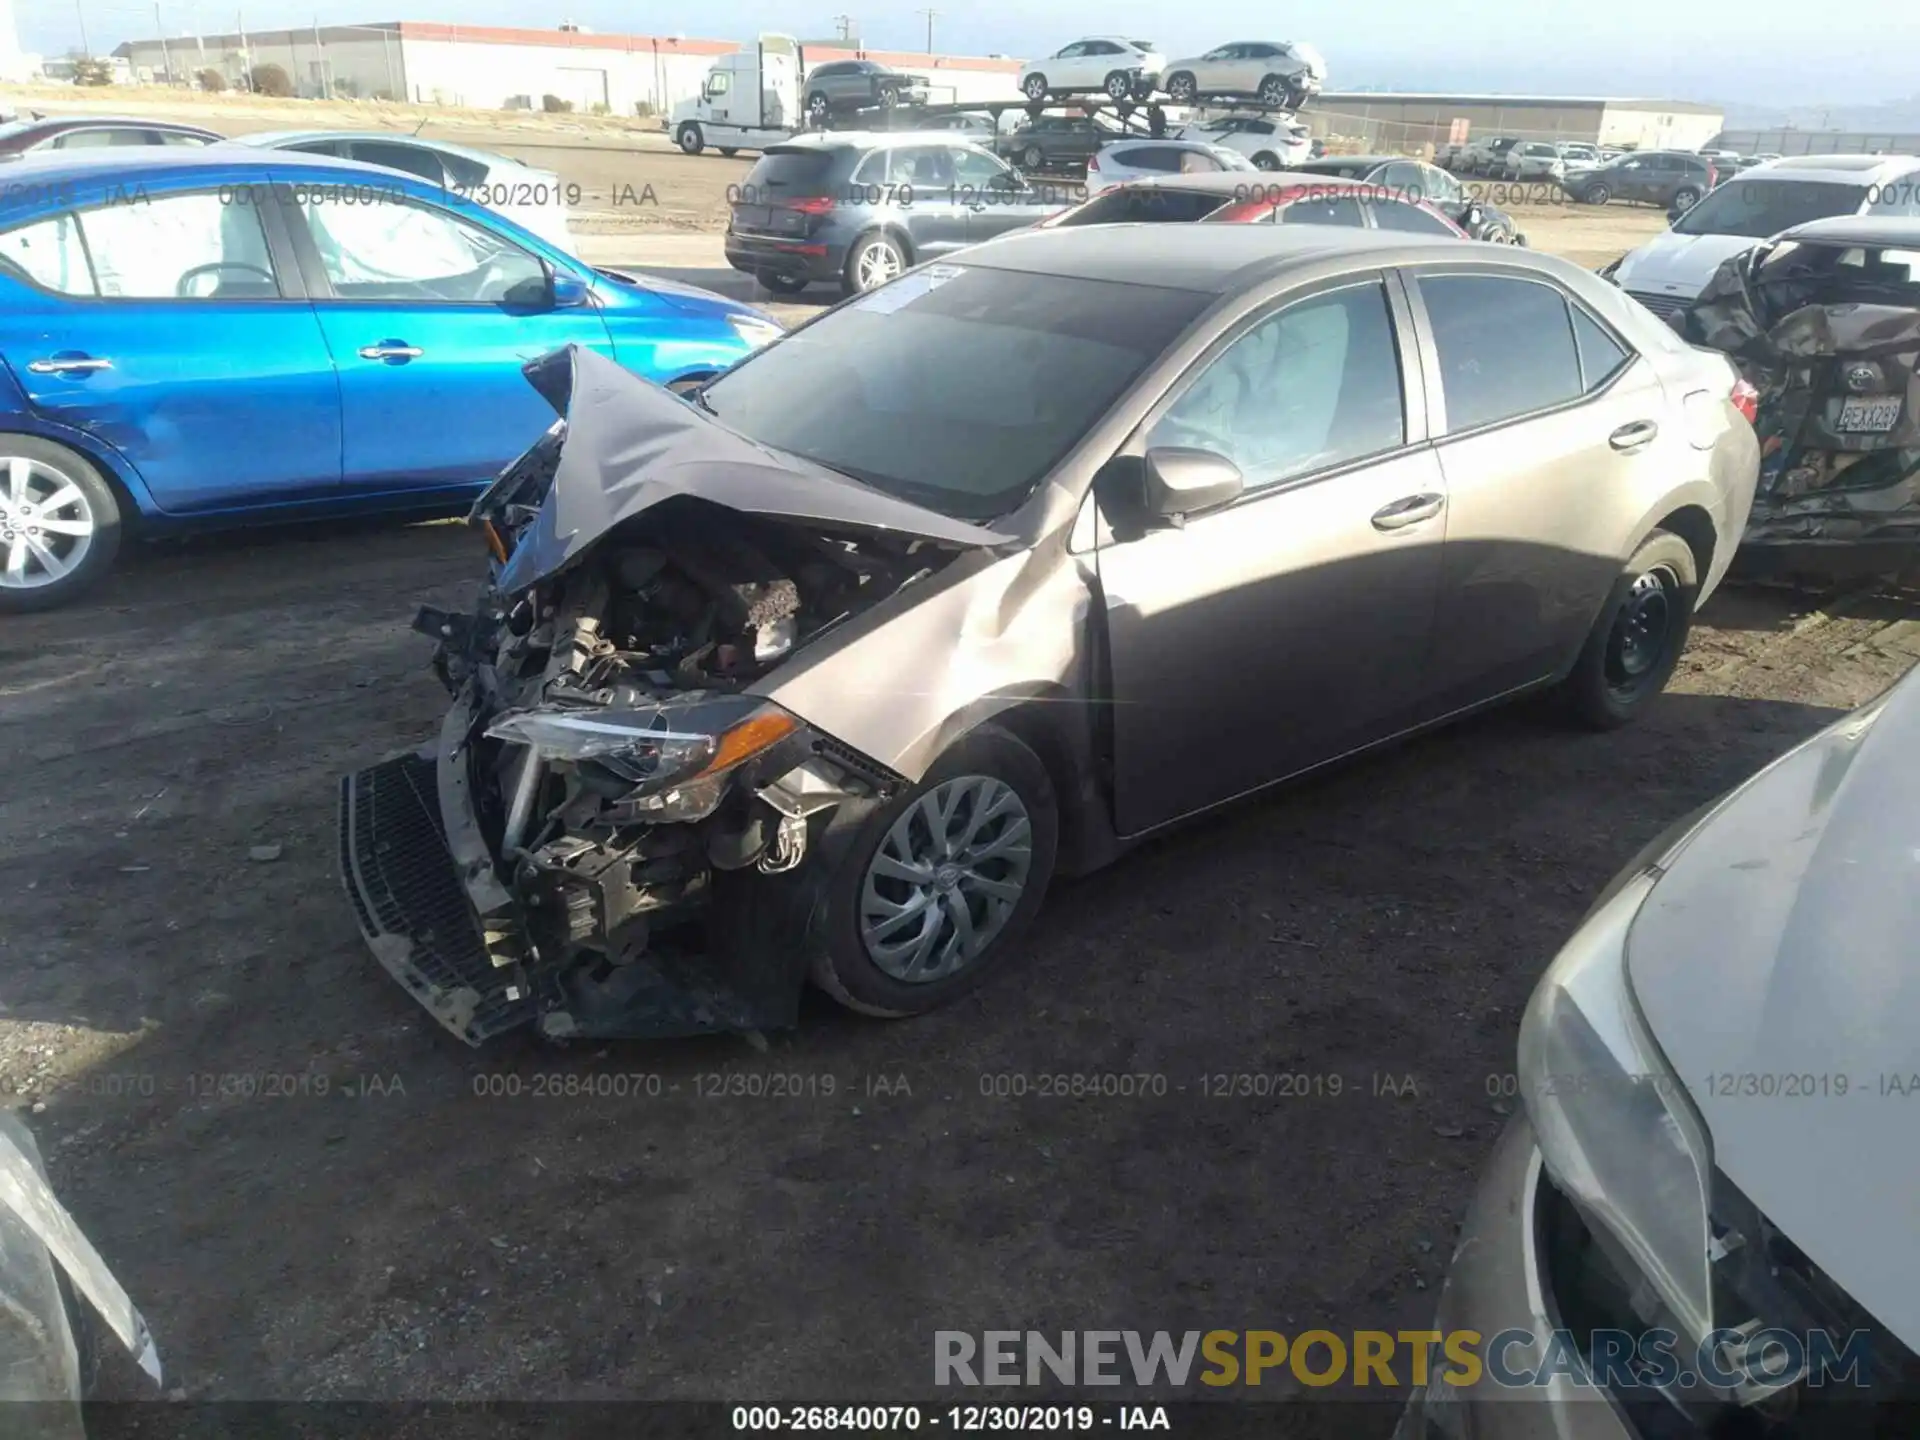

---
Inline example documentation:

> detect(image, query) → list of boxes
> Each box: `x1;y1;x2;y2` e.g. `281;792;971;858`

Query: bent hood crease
498;346;1013;593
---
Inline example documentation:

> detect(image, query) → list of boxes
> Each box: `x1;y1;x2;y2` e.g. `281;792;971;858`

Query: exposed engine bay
1682;231;1920;570
339;346;1010;1045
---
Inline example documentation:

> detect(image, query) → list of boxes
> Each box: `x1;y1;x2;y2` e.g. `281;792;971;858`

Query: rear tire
1671;185;1701;212
841;230;907;295
1022;144;1045;171
1583;182;1610;205
806;91;830;127
1561;529;1698;730
1252;151;1280;171
675;122;704;155
811;724;1059;1017
0;436;122;614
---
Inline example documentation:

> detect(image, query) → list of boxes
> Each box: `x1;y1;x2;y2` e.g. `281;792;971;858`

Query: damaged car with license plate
340;225;1758;1047
1679;215;1920;572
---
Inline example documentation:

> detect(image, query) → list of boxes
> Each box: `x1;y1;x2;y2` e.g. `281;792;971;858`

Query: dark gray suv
801;60;930;126
724;133;1072;297
1561;151;1720;210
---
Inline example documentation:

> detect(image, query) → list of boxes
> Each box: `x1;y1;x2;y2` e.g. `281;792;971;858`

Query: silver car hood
496;345;1013;593
1625;677;1920;1349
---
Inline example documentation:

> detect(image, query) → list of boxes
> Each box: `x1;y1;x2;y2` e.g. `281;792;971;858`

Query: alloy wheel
1604;568;1677;698
854;240;901;290
859;775;1035;982
0;456;95;592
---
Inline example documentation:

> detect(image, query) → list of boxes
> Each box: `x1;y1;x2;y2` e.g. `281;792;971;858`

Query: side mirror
549;265;591;309
1142;447;1243;525
1464;202;1483;227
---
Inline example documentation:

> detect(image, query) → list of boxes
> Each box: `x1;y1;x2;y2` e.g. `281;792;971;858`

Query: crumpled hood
1625;677;1920;1349
1615;229;1758;300
496;346;1014;594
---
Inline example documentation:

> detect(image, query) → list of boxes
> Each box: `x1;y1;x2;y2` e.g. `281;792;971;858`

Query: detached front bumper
339;695;847;1047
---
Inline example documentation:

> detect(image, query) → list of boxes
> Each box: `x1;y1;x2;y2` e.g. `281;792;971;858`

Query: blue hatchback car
0;147;781;610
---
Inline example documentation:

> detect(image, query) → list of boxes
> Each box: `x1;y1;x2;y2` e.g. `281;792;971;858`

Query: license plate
731;204;774;233
1837;396;1902;432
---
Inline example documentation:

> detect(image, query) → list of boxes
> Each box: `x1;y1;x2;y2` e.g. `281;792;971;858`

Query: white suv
1175;111;1311;171
1159;41;1326;108
1018;37;1165;103
1608;153;1920;315
1084;138;1255;195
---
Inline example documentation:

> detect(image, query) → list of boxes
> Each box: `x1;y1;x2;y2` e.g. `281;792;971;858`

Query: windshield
1673;178;1868;238
699;265;1208;519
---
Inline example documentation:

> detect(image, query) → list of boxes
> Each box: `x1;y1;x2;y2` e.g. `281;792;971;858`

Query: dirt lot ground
4;88;1917;1421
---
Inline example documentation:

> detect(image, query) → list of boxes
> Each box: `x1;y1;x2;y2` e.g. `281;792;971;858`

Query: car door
285;181;614;495
1610;156;1650;201
1408;269;1670;711
952;146;1056;239
1194;44;1239;92
1094;275;1448;834
1051;40;1091;88
881;145;968;257
0;181;341;514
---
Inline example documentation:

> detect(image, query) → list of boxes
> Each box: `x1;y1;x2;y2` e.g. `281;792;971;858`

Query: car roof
962;221;1472;292
5;114;218;131
1103;138;1245;158
0;144;436;184
1773;214;1920;248
1742;154;1920;182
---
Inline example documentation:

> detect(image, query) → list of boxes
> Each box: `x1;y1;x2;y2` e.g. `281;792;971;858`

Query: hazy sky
30;0;1920;107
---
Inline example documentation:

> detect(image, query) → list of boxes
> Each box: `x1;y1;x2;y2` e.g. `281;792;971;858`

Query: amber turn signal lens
697;708;800;777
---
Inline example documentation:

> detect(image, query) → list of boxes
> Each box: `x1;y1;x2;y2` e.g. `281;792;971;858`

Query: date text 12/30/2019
730;1405;1173;1431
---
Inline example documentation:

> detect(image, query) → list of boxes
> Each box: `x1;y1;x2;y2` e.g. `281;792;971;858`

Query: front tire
806;91;830;127
1103;71;1133;101
1022;143;1045;171
1257;74;1288;105
811;724;1059;1017
1023;73;1049;102
1561;530;1698;729
1165;71;1197;104
0;436;122;614
1671;185;1701;213
1582;182;1610;205
841;230;906;295
675;122;704;156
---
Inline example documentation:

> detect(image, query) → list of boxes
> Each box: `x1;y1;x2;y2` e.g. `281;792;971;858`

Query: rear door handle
27;355;112;374
1371;492;1445;531
358;342;424;362
1610;419;1659;450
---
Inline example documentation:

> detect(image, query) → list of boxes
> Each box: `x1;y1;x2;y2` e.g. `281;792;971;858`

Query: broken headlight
1518;872;1717;1350
487;698;800;823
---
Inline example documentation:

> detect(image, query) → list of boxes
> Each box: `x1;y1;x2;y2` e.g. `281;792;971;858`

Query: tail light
785;196;836;215
1704;165;1718;188
1087;153;1100;172
1730;377;1759;424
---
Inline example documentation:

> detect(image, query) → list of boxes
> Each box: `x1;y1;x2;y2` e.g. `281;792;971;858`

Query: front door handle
27;355;112;374
1371;492;1445;531
1610;419;1659;450
359;342;424;362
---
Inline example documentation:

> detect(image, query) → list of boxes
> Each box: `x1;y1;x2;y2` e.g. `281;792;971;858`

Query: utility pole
312;15;328;98
236;7;250;89
74;0;90;57
915;7;939;53
833;14;854;41
155;3;174;82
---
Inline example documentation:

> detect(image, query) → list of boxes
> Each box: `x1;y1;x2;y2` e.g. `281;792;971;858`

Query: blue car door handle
358;341;424;363
27;354;112;375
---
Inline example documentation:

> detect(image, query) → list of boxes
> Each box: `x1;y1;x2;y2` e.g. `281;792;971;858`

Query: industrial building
1310;92;1725;154
112;21;1020;116
1712;127;1920;157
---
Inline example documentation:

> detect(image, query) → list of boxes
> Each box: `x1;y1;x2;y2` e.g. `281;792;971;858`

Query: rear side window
1057;188;1229;225
1109;145;1179;173
1418;274;1584;430
51;128;157;150
0;213;90;293
1276;195;1365;227
1570;305;1631;390
1367;200;1456;235
742;148;838;194
351;141;445;185
0;191;280;299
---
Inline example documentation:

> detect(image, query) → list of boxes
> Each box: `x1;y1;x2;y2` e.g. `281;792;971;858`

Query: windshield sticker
853;264;966;315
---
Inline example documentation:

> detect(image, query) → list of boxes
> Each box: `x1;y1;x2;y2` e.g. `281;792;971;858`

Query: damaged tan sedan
339;225;1759;1045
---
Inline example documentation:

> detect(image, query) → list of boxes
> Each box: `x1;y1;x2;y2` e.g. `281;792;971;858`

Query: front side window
1418;274;1584;431
0;191;279;299
158;131;211;147
706;71;732;96
950;147;1011;187
1147;282;1405;488
1055;42;1086;58
51;128;158;150
300;191;545;303
886;145;953;188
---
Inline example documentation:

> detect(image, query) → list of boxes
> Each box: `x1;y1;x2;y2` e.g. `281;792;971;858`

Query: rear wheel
1671;185;1701;212
0;437;122;614
842;231;906;295
812;724;1059;1017
1252;151;1281;171
675;122;704;155
1022;143;1045;171
806;91;830;127
1582;182;1610;205
1561;530;1698;729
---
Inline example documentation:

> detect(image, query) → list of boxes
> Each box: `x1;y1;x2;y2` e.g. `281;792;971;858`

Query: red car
1041;171;1471;237
0;114;222;159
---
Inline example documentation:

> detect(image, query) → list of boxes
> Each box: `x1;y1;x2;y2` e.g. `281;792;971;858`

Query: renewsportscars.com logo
934;1329;1876;1392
